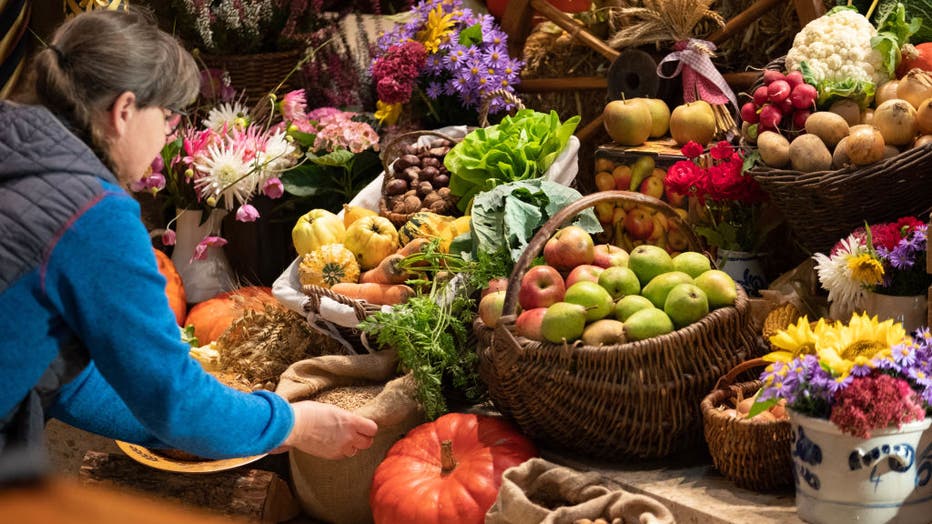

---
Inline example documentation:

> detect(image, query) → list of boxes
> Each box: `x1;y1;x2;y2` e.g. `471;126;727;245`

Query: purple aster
442;45;467;70
849;362;873;377
892;342;918;367
827;375;854;395
425;54;444;75
425;81;443;99
483;44;508;67
443;79;458;96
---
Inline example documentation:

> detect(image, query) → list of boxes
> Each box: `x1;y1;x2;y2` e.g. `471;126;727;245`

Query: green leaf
798;61;817;87
289;130;317;149
280;164;330;197
308;149;355;167
748;397;778;418
742;150;761;172
458;23;483;46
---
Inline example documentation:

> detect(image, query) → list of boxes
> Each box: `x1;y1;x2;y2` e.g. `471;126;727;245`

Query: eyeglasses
164;107;187;136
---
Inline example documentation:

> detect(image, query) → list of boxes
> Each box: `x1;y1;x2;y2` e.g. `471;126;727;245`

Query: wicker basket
476;191;759;459
301;283;383;354
700;358;794;491
377;130;462;228
745;56;932;254
199;47;304;103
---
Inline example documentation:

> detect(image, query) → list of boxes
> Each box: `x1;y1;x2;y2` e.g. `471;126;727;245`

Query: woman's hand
277;400;378;460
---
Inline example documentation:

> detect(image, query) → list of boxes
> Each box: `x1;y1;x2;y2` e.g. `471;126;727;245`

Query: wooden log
792;0;826;26
79;451;299;524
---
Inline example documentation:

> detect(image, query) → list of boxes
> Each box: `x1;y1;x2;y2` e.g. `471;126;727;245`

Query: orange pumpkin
153;248;186;325
183;286;276;345
370;413;537;523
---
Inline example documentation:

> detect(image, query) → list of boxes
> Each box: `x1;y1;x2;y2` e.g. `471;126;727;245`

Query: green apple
664;283;709;328
564;281;613;322
541;302;588;343
627;245;674;287
672;251;712;279
613;295;655;322
633;97;671;138
624;308;674;341
693;270;738;309
581;319;627;346
641;271;693;309
603;99;651;146
597;266;641;300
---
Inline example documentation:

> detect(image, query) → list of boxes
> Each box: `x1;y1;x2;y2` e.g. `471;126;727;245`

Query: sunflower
416;4;457;53
816;313;908;377
846;254;884;286
764;316;828;363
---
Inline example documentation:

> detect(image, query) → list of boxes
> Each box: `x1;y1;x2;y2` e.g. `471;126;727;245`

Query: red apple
543;225;595;272
518;265;566;310
565;264;604;288
478;290;506;327
592;244;629;268
624;208;654;240
612;165;632;191
638;176;664;199
664;184;686;208
515;307;547;341
594;171;616;192
481;277;509;298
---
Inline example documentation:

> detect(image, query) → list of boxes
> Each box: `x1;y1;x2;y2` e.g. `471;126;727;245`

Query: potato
804;111;849;148
832;136;851;169
829;99;861;126
757;131;790;168
789;134;833;172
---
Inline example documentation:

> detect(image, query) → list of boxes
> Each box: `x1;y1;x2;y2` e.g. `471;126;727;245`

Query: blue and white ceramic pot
716;249;767;297
789;411;932;524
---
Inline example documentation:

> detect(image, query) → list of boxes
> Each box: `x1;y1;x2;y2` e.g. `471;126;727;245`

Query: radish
778;97;794;115
741;102;759;124
762;69;786;85
753;85;769;106
792;109;811;130
790;83;818;110
785;70;804;88
759;104;783;130
768;80;791;103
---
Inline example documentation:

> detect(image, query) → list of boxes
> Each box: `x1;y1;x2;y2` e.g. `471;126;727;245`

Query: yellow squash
292;209;346;257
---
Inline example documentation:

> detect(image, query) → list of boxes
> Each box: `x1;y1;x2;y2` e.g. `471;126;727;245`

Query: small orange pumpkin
183;286;276;345
153;248;186;325
370;413;537;523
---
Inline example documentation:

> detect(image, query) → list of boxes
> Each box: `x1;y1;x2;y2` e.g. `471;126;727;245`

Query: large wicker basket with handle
476;191;759;459
745;56;932;254
701;357;794;491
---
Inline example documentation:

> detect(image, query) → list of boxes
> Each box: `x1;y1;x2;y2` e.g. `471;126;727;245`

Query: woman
0;9;376;480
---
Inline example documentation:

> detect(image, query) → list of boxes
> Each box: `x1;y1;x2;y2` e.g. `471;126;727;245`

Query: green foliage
444;110;581;212
279;148;381;214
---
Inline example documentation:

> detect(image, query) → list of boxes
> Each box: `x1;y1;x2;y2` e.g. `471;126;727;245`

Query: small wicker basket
301;284;384;354
199;47;304;103
476;190;759;459
745;56;932;254
700;358;794;491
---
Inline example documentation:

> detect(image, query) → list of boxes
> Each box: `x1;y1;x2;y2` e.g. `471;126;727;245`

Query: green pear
672;252;713;279
641;271;693;308
624;308;674;341
541;302;588;343
564;281;614;322
693;270;738;309
664;283;709;328
613;295;655;322
581;319;627;346
627;245;674;286
597;266;641;300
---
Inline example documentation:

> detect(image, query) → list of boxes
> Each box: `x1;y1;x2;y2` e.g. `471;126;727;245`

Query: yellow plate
115;440;267;474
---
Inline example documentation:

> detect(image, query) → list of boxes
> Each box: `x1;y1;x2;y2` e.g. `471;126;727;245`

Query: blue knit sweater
0;102;293;459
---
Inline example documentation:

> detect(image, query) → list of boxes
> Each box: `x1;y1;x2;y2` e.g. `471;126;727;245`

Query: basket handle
478;89;526;128
712;357;769;391
500;190;703;324
379;130;459;177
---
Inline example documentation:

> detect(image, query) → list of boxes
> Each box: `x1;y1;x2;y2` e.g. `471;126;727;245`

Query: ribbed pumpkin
298;244;360;288
183;286;276;345
343;216;400;270
370;413;537;524
398;212;454;247
153;248;186;325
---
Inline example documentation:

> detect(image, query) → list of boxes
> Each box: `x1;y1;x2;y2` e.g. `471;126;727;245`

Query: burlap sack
485;458;675;524
275;350;424;524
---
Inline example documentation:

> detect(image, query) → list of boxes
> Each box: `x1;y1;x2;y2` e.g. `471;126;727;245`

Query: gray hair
24;8;199;164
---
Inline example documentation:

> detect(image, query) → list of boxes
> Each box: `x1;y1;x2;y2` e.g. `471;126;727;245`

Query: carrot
359;254;411;285
397;238;429;258
331;283;415;305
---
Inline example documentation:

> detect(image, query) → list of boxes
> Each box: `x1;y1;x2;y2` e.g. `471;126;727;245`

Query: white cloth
272;129;580;316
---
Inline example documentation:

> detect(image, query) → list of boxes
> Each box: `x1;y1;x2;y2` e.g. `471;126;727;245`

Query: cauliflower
785;9;888;87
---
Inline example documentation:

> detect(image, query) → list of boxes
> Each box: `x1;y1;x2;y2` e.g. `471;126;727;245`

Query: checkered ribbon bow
657;39;737;109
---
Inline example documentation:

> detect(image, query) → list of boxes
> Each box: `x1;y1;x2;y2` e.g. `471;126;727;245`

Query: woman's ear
105;90;137;139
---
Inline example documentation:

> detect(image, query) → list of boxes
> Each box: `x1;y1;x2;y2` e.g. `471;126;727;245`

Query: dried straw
604;0;724;50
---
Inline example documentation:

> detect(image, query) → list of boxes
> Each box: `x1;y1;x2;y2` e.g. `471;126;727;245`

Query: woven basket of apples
740;6;932;253
475;190;759;460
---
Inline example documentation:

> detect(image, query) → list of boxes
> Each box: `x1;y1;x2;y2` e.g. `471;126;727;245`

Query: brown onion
873;99;918;146
875;79;900;106
847;126;886;165
897;69;932;109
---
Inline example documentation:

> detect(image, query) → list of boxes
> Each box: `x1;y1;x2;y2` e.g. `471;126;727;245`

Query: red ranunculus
665;160;704;198
710;140;733;160
681;141;704;159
